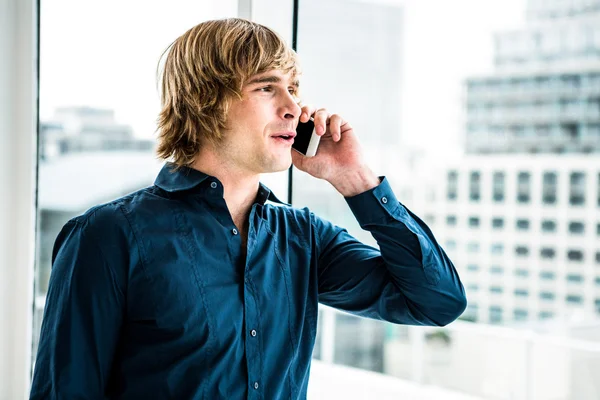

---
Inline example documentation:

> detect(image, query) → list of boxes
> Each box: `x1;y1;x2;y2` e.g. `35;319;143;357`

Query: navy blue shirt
31;163;466;400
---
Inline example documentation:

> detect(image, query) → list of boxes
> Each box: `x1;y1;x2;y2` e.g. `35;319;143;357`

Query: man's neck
190;149;260;228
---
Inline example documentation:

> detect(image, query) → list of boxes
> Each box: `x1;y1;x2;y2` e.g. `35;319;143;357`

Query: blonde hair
155;18;299;167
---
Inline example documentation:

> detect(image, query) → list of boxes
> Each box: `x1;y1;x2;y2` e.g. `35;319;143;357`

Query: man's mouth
271;132;296;144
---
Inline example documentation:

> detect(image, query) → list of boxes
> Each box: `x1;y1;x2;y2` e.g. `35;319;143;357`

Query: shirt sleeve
313;177;466;327
30;215;126;399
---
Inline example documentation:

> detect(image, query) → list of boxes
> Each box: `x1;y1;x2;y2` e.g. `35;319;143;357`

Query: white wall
0;0;37;398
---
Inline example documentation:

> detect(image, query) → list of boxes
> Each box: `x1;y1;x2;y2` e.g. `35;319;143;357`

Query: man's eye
259;86;273;92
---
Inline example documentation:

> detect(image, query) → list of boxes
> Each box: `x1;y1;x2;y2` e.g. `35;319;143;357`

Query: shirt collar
154;162;287;205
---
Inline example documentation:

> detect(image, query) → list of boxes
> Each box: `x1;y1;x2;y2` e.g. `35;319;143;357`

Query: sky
39;0;527;159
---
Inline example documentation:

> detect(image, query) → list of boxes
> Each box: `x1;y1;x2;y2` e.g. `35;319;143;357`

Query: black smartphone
292;117;321;157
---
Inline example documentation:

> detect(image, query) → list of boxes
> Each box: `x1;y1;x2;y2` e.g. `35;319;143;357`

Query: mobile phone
292;117;321;157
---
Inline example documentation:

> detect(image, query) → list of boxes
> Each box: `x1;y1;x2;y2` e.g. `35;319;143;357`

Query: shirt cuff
345;176;401;226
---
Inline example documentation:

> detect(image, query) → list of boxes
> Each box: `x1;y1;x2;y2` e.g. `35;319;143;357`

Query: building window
492;172;505;202
514;289;529;297
447;171;458;201
569;172;586;205
516;219;530;230
541;220;557;232
491;243;504;255
424;214;435;225
595;251;600;263
489;306;503;323
566;274;583;283
470;171;481;201
467;242;480;253
567;250;584;262
445;240;457;250
539;311;554;319
467;264;479;271
540;271;555;280
597;223;600;236
540;292;555;300
515;269;529;277
468;217;480;228
490;265;504;274
568;221;585;234
514;309;528;320
595;277;600;286
566;294;583;304
492;217;504;229
597;173;600;206
515;246;530;257
490;286;503;294
542;172;557;204
446;215;457;226
467;284;479;292
540;248;556;259
517;172;531;203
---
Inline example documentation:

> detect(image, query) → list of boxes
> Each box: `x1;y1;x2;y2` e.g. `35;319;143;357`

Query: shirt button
251;329;257;337
232;228;238;235
381;196;388;204
254;382;259;390
210;182;218;189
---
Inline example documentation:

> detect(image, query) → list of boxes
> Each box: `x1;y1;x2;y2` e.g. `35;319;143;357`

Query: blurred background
2;0;600;398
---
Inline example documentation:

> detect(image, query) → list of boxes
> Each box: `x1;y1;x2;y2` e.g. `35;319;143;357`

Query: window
491;243;504;255
517;172;531;203
445;240;457;250
490;286;503;294
566;294;583;304
597;223;600;236
492;172;505;202
514;289;529;297
470;171;481;201
569;172;586;205
469;216;480;228
595;277;600;286
540;271;556;280
567;250;584;262
492;217;504;229
540;248;556;259
541;220;557;232
515;245;530;257
489;306;503;323
513;309;528;320
597;173;600;206
424;214;436;225
515;269;529;277
467;242;480;253
540;292;555;300
447;171;458;200
516;219;530;230
490;265;504;274
467;284;479;292
568;221;585;234
542;172;557;204
566;274;583;283
446;215;457;226
595;251;600;263
467;264;480;271
539;311;555;319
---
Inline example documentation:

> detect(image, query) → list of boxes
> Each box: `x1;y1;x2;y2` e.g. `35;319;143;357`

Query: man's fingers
328;114;344;142
300;104;314;123
314;108;329;136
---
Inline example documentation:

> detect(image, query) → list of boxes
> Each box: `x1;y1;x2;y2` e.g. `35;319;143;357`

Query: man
31;18;466;399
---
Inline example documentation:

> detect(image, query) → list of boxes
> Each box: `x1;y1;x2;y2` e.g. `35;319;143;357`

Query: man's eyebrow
246;75;300;87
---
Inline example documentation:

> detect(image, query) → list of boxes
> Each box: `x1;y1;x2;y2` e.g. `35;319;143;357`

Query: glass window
568;221;585;234
514;289;529;297
567;250;584;262
490;286;503;294
517;172;531;203
569;172;586;205
542;172;557;205
445;240;457;250
491;243;504;254
566;294;583;304
595;277;600;286
513;309;528;320
540;247;556;259
595;251;600;263
467;242;480;253
539;311;555;319
492;217;505;229
490;265;504;274
566;274;583;283
540;271;556;280
541;219;557;232
597;222;600;236
447;170;458;200
492;171;505;202
516;219;530;230
597;173;600;206
515;245;530;257
469;216;480;228
515;269;530;277
467;264;480;271
489;306;503;324
446;215;457;226
467;284;479;292
540;292;555;300
470;171;481;201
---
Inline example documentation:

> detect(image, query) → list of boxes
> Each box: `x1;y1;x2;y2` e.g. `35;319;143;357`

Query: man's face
217;69;302;175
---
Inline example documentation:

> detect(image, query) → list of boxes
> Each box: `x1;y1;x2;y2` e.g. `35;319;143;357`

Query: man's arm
30;215;126;399
313;177;466;326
